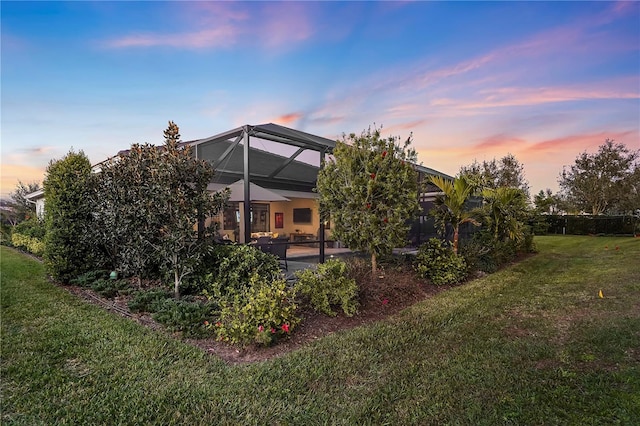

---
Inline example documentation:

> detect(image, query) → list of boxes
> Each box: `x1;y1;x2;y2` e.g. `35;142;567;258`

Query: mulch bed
61;264;453;365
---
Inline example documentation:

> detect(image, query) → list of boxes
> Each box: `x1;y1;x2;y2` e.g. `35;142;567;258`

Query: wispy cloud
104;2;319;51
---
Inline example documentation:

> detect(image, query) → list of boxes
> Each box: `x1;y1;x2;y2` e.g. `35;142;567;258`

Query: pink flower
382;299;389;305
258;325;264;332
203;321;209;326
281;323;290;333
215;322;222;327
366;203;371;209
271;328;276;334
382;151;387;158
370;173;376;179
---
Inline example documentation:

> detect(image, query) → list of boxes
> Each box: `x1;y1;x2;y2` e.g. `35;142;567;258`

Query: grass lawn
2;236;639;425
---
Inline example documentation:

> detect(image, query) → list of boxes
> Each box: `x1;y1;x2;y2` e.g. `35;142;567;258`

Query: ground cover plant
2;236;639;424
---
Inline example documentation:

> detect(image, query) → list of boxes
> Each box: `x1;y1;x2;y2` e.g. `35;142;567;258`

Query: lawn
2;236;639;425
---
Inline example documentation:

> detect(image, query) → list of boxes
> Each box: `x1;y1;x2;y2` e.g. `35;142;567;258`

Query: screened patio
186;123;337;260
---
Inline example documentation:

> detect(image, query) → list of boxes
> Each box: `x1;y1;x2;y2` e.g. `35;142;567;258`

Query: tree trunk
371;251;377;282
453;226;459;255
173;252;180;299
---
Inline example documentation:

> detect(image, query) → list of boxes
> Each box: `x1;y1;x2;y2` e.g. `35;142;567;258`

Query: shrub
211;274;299;347
69;270;111;288
128;289;173;313
415;238;467;285
201;244;281;303
294;259;359;317
152;299;214;337
11;233;45;256
13;217;46;239
43;150;96;282
90;279;131;299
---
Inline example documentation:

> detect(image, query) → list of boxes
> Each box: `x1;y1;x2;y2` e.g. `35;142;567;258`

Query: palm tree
481;187;527;243
429;175;479;254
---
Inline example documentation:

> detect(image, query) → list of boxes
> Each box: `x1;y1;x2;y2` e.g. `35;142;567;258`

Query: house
185;123;452;247
26;123;453;252
24;189;46;219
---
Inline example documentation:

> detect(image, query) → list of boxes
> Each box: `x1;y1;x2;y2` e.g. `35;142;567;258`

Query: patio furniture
269;242;288;271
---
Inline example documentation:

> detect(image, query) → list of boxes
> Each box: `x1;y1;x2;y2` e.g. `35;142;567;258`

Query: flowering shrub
210;273;299;346
415;238;467;286
294;259;359;317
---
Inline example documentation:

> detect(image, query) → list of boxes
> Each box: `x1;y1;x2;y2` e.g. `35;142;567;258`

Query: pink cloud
104;1;318;51
523;130;638;158
105;26;240;49
273;112;303;126
261;2;315;48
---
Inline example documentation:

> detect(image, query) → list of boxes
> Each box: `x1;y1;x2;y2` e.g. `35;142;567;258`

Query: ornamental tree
316;126;420;278
92;121;228;297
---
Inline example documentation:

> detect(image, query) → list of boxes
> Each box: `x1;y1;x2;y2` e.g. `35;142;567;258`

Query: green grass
2;236;639;425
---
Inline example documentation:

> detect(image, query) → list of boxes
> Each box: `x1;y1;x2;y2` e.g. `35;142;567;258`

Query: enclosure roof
187;123;336;153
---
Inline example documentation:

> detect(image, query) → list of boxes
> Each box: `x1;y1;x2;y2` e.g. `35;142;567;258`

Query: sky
2;1;639;199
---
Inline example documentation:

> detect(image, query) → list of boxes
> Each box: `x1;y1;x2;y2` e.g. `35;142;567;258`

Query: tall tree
558;139;639;215
43;150;94;281
429;175;479;254
460;153;530;199
316;126;420;279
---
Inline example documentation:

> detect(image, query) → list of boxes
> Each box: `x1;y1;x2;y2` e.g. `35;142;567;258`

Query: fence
540;215;639;236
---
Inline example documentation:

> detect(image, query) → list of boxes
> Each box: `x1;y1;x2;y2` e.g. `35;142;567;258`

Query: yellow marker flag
599;289;604;298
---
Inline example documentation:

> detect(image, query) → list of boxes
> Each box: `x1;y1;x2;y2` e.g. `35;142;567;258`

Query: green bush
153;299;215;337
90;279;131;299
415;238;467;285
128;289;173;313
211;274;299;347
201;244;281;303
69;270;111;288
43;150;96;282
11;233;45;256
294;259;359;317
13;217;46;239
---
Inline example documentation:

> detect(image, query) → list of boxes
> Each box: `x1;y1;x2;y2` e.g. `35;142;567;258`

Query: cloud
523;130;638;158
105;27;240;49
103;2;319;51
17;146;56;155
273;112;303;126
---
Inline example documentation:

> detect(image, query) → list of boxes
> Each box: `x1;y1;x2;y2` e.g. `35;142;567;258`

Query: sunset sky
2;1;639;199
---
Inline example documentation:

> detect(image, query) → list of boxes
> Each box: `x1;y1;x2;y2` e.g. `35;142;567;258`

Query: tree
480;187;528;243
533;189;562;215
92;121;228;297
316;126;420;279
6;180;41;225
43;150;94;281
460;153;530;199
429;175;479;254
559;139;639;215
